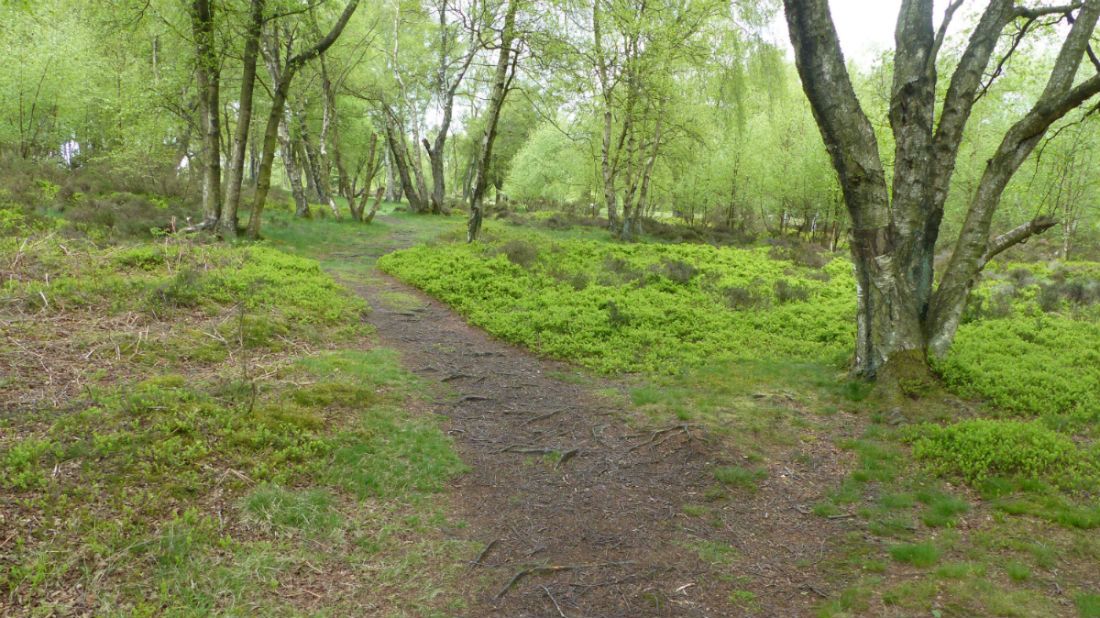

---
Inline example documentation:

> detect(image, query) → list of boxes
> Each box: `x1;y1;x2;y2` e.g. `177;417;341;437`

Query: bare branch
1086;43;1100;71
1013;2;1083;19
981;216;1058;265
929;0;964;70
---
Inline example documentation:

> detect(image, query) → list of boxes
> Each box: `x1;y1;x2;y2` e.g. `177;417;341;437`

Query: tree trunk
295;101;340;218
277;114;310;217
467;0;520;242
349;131;378;220
783;0;1100;383
383;109;426;213
320;57;353;204
246;0;360;239
364;186;384;224
191;0;222;229
384;146;399;202
592;0;618;230
222;0;265;238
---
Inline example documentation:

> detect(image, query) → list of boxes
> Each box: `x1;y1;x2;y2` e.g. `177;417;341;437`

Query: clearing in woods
276;210;865;616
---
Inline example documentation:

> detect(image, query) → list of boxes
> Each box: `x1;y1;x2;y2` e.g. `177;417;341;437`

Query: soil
339;217;864;617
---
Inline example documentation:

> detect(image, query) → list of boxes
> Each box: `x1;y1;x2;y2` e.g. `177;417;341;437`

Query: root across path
333;217;861;617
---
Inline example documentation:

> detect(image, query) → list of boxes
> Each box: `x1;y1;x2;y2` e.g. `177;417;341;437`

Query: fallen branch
556;448;579;468
494;562;635;601
499;445;559;455
469;539;499;569
457;395;493;403
442;373;479;382
541;585;567;617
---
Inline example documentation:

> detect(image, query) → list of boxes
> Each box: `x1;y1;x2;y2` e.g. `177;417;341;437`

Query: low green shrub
379;231;855;374
905;419;1095;489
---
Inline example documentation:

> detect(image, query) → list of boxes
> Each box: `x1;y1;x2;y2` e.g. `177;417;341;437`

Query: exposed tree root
627;424;709;452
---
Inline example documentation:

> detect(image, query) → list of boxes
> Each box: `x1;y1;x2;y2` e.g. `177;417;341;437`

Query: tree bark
383;107;426;213
424;0;479;215
384;145;400;201
592;0;619;230
467;0;520;242
278;114;310;217
191;0;222;229
320;56;353;204
295;100;340;218
246;0;360;239
222;0;265;238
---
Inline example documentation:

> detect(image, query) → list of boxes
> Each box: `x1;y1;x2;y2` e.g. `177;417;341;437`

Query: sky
768;0;908;65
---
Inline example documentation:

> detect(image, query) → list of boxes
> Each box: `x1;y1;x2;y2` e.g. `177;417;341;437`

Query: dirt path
335;218;859;617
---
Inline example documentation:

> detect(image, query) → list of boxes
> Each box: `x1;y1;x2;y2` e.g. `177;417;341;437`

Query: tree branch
1013;2;1083;19
981;216;1057;265
286;0;360;73
929;0;965;71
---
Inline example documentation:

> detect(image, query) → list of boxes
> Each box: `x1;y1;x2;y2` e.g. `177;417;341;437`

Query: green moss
291;382;377;409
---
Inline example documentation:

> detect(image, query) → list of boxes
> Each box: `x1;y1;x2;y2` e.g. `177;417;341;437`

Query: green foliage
905;419;1096;489
938;313;1100;421
379;230;855;374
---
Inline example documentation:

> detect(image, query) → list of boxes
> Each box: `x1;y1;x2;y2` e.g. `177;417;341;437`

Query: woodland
1;0;1099;616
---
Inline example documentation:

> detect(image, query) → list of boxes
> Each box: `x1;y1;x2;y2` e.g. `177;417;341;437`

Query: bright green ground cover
0;204;472;616
379;226;1100;421
379;229;857;373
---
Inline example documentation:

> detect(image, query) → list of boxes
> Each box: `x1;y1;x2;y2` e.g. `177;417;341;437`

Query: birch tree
782;0;1100;384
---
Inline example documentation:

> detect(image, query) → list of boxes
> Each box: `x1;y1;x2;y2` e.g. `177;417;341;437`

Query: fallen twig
556;448;579;468
442;373;479;382
494;561;636;600
541;585;567;617
457;395;493;403
499;445;559;455
524;408;568;425
470;539;499;569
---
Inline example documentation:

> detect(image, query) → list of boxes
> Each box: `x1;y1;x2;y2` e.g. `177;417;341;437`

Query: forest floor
281;212;873;616
4;204;1095;617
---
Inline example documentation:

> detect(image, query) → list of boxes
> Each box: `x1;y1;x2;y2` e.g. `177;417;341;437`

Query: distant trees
1;0;1095;271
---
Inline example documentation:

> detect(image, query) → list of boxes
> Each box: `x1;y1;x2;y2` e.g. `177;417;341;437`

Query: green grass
1078;593;1100;618
713;465;768;491
888;542;942;567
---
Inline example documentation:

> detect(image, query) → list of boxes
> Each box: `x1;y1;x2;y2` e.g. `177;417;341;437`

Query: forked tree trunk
276;114;310;217
295;101;340;218
191;0;221;229
467;0;520;242
592;1;618;230
222;0;265;238
246;0;359;239
783;0;1100;383
383;109;426;213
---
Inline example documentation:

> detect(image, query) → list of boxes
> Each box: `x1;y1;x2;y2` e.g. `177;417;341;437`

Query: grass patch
888;542;942;567
713;465;767;491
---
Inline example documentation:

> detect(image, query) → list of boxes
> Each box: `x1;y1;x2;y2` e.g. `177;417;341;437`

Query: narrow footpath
333;217;857;617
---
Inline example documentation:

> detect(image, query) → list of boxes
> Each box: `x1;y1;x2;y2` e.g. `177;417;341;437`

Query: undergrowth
0;205;472;616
